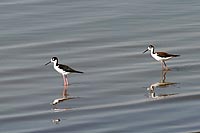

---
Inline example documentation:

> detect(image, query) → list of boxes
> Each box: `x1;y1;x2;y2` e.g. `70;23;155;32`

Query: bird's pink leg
62;75;68;86
163;61;170;71
161;61;170;71
63;85;68;97
160;61;164;70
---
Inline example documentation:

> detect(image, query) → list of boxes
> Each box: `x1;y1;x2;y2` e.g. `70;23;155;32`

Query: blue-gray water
1;0;200;132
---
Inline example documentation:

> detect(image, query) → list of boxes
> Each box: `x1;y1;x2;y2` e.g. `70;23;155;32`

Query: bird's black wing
58;64;83;73
157;52;180;57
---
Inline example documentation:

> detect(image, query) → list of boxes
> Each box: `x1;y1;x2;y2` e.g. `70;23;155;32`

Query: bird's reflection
52;118;61;124
149;90;177;99
147;70;178;99
51;85;75;105
51;86;78;124
51;85;78;113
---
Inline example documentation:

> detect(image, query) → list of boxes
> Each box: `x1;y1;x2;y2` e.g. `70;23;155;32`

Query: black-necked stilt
143;44;180;70
45;57;83;86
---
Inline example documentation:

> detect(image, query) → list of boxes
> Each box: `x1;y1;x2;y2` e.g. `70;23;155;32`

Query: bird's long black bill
45;61;51;66
143;49;148;53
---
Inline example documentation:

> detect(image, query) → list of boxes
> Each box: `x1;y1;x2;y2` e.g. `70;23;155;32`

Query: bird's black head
143;44;155;53
51;57;58;62
51;57;59;65
45;57;59;66
148;45;154;49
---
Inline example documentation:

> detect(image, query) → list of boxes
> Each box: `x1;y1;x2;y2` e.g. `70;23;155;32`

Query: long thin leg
63;85;68;97
160;61;164;70
163;61;170;70
163;61;167;67
160;61;169;70
161;70;167;82
62;74;68;86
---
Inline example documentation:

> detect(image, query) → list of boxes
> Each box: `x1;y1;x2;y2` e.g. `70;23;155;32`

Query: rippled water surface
1;0;200;133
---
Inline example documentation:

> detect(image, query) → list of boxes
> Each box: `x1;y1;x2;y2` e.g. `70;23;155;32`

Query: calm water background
1;0;200;132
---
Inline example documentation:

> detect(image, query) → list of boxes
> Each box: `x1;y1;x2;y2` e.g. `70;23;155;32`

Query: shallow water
1;0;200;133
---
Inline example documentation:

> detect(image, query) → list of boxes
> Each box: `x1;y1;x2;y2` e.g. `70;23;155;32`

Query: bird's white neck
53;61;58;67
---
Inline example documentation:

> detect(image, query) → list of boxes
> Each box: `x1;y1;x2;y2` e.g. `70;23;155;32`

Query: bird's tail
172;54;180;57
74;70;84;73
